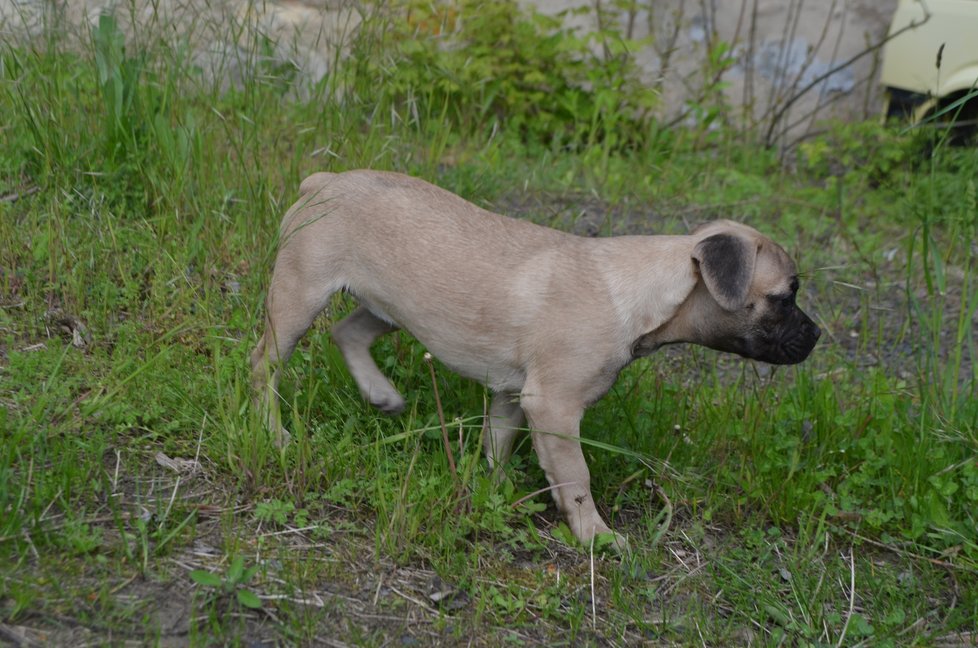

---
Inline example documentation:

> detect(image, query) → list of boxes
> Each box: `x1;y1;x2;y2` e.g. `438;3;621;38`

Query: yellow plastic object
880;0;978;121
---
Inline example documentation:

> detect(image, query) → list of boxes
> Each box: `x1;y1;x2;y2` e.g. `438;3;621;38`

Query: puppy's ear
692;233;757;311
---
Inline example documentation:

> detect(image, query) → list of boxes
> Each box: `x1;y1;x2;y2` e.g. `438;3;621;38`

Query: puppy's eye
746;302;756;311
767;294;794;308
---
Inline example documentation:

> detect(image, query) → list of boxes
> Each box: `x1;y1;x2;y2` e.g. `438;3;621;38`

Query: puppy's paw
593;530;630;556
273;427;292;449
368;389;406;415
489;465;511;486
576;520;630;556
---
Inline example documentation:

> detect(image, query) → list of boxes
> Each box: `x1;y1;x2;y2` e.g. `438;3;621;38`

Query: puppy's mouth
741;315;821;365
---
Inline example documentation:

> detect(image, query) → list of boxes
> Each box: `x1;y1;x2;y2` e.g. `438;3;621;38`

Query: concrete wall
530;0;898;144
2;0;898;143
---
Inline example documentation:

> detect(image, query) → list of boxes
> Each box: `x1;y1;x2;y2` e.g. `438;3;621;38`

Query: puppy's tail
299;172;334;196
277;172;336;237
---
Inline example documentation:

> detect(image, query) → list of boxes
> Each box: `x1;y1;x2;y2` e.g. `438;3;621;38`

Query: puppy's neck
591;236;699;349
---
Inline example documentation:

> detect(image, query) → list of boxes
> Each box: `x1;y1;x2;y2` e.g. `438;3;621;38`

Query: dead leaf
155;451;197;474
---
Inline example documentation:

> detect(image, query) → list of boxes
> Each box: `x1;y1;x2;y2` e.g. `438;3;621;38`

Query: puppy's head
688;221;820;365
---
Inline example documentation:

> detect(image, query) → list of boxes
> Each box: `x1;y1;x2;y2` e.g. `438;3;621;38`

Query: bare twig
839;527;977;573
589;532;597;631
20;529;39;561
259;593;327;608
423;352;457;480
764;5;933;146
510;481;579;510
781;75;874;149
0;186;39;203
742;0;759;129
803;0;845;137
194;414;205;470
770;0;805;111
649;480;674;544
38;488;62;522
388;584;440;615
258;524;321;538
835;547;856;648
373;573;385;606
0;624;38;647
112;448;122;495
650;3;685;94
109;573;138;595
160;476;181;530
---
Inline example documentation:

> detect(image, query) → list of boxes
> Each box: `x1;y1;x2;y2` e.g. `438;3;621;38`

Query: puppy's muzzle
753;309;821;365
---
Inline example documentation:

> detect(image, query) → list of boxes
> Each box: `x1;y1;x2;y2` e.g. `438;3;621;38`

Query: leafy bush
795;121;915;185
350;0;658;149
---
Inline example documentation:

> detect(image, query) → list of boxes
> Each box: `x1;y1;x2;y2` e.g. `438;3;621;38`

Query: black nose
813;325;821;340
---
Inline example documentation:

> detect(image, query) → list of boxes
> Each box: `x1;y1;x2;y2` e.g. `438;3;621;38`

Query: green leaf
765;603;791;628
242;565;260;584
551;523;576;547
227;556;245;584
32;230;49;262
515;499;547;514
850;612;875;637
190;570;222;588
883;607;906;626
237;589;263;609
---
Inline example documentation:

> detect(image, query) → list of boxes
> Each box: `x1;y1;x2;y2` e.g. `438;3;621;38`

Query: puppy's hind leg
484;392;524;474
252;274;336;447
331;306;406;414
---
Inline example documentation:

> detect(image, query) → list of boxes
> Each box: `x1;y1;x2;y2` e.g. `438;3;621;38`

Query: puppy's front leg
520;384;617;545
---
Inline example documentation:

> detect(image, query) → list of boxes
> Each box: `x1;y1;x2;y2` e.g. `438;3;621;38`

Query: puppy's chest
417;333;527;392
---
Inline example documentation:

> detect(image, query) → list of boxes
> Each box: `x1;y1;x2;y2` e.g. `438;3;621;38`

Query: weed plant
1;3;976;644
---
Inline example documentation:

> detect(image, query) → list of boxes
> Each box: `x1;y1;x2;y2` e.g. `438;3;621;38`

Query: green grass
2;4;977;645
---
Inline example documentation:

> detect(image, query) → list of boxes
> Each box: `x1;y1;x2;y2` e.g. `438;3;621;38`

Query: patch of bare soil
0;439;729;645
3;402;967;645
